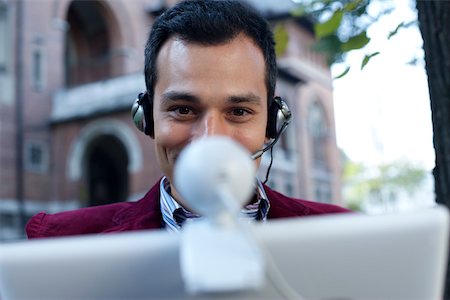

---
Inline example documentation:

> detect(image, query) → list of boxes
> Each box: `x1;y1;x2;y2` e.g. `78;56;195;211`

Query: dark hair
144;0;277;105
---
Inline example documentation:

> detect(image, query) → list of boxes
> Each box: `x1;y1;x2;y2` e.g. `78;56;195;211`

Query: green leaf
341;31;370;52
343;0;363;12
354;0;370;17
334;66;351;79
311;34;342;65
274;24;289;57
361;52;380;70
311;34;342;53
388;20;417;39
388;22;404;40
314;9;343;39
291;5;307;17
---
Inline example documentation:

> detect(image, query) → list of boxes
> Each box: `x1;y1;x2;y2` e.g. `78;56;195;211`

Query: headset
131;92;292;160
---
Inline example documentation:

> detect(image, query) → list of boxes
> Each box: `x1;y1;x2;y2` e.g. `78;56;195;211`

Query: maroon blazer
26;181;350;239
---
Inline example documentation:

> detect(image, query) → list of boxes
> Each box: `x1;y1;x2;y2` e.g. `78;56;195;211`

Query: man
26;0;349;238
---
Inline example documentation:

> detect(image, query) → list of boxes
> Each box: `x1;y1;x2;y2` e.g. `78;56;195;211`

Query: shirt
159;176;270;232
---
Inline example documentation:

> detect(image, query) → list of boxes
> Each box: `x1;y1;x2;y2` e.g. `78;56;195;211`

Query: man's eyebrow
160;91;200;103
228;93;263;105
160;91;263;105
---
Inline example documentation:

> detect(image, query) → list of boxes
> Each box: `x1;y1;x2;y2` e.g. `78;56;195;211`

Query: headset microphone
251;97;292;160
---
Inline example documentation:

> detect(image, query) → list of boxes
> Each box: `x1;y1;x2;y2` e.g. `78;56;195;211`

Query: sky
331;0;435;171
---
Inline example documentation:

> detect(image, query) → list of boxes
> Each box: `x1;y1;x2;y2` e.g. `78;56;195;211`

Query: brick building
0;0;343;240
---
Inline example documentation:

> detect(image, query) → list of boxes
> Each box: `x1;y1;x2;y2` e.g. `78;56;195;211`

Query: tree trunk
416;1;450;298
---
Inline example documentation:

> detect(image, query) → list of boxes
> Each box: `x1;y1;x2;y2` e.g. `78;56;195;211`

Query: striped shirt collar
159;176;270;232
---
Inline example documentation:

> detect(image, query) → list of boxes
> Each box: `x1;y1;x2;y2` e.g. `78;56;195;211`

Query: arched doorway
65;0;113;86
84;135;129;207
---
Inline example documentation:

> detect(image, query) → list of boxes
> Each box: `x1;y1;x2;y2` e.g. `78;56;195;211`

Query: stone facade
0;0;342;240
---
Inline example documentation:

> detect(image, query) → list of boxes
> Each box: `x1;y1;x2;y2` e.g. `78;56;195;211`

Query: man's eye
169;106;194;115
231;108;249;116
176;107;191;115
168;106;197;120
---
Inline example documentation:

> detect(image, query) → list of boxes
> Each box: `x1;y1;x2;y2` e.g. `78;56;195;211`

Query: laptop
0;205;448;300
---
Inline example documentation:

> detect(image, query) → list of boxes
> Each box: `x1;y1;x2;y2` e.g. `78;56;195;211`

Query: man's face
153;34;268;201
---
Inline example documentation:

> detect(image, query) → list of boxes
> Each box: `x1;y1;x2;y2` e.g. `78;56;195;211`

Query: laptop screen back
0;206;448;300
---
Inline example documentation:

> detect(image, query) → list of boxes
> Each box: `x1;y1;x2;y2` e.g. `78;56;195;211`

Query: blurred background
0;0;434;241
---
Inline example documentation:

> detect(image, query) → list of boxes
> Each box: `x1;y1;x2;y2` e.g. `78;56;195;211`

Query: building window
32;48;45;90
0;4;13;105
314;178;332;203
25;141;49;173
285;181;294;197
0;5;7;73
308;100;333;203
267;178;276;191
278;129;292;160
0;213;15;227
65;0;112;86
307;101;329;169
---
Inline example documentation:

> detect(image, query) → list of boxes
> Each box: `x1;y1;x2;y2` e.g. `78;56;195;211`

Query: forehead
154;34;267;104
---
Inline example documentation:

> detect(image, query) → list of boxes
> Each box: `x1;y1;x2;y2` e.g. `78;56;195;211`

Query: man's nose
196;112;228;138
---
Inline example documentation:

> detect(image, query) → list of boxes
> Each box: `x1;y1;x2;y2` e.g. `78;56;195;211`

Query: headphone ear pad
131;92;154;138
266;98;280;139
132;99;146;132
